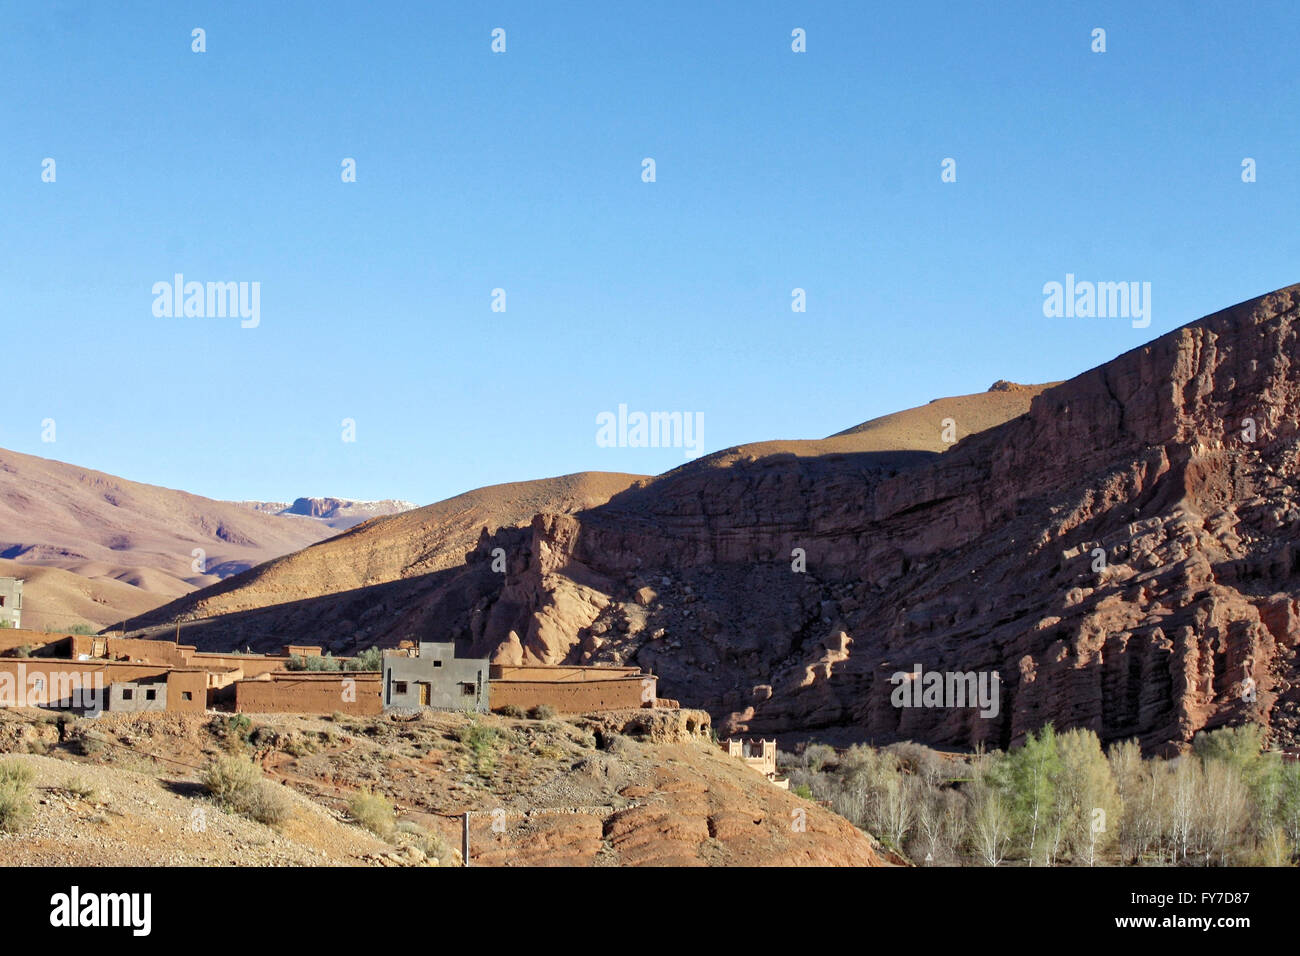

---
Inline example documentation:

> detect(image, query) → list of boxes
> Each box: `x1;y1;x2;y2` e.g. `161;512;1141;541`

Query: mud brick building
724;738;780;782
233;671;382;716
489;664;655;715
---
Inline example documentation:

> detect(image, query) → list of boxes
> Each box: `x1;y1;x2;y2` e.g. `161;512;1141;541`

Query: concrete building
106;668;206;714
383;641;489;713
0;577;23;630
108;675;169;713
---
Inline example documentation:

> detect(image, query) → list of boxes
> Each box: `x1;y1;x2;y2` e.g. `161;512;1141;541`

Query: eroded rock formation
454;285;1300;753
135;285;1300;755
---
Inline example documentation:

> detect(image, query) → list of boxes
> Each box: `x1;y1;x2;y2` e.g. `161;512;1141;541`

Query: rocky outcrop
451;285;1300;754
140;285;1300;755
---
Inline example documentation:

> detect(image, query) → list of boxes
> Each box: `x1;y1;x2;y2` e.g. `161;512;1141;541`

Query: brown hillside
0;447;338;627
0;708;884;867
154;284;1300;756
107;285;1300;756
0;559;164;633
113;390;1043;655
123;471;646;633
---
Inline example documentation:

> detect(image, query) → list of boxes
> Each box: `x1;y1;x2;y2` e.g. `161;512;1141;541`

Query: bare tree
1196;758;1249;865
968;775;1013;867
1166;757;1201;863
883;773;920;851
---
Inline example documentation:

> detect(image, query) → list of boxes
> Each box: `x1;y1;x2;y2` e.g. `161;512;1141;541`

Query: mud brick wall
490;675;653;714
234;673;382;715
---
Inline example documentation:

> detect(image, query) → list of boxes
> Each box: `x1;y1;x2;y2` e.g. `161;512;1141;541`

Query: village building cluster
0;577;791;787
0;627;661;718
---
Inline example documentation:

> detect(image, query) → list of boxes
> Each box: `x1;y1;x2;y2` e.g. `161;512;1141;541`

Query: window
145;689;157;701
0;596;5;606
461;683;475;696
433;660;442;667
393;681;408;695
181;691;193;701
122;688;133;701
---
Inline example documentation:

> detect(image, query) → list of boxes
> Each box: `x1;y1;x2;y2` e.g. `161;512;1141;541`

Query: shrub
396;819;453;863
218;714;254;752
793;783;814;800
1193;724;1266;770
201;754;291;825
245;780;292;825
313;653;342;672
600;732;636;755
286;653;341;672
803;743;837;773
0;760;34;831
280;732;317;757
72;731;106;757
421;826;452;864
497;704;526;719
457;721;502;774
345;647;382;672
349;790;395;839
1251;826;1294;867
202;754;262;806
887;741;946;786
0;761;34;787
528;704;556;721
62;775;97;801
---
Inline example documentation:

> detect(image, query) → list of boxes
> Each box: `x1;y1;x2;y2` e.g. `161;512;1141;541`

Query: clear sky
2;1;1297;505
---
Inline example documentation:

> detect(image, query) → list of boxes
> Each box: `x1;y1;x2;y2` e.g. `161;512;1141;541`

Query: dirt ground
0;707;886;867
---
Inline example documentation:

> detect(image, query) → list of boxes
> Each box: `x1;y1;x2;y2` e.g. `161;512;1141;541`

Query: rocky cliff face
148;286;1300;755
451;285;1300;754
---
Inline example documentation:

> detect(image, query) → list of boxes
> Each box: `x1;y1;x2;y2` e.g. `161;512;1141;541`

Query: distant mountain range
234;497;419;530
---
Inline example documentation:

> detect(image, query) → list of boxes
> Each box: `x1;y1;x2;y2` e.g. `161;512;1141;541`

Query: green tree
998;724;1061;862
1107;738;1145;863
1054;728;1119;866
345;646;383;671
1275;760;1300;852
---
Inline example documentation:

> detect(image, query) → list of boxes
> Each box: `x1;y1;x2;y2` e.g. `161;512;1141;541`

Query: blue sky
2;1;1297;505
